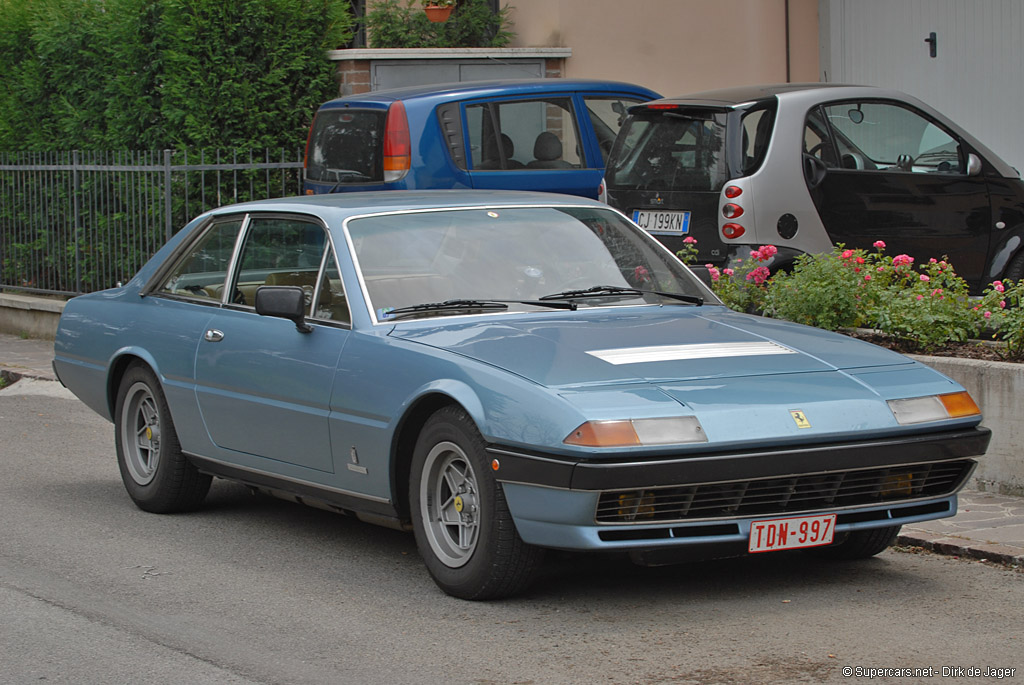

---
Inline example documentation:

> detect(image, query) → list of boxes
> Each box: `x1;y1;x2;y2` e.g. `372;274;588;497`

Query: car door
803;100;993;288
193;213;350;474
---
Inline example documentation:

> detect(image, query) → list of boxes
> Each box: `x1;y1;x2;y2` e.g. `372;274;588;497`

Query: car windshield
345;206;715;321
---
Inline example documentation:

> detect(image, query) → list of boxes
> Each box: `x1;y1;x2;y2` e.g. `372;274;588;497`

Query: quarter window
157;218;244;301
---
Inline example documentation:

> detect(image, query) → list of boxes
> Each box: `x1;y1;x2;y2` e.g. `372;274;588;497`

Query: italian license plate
748;513;836;553
631;210;691;235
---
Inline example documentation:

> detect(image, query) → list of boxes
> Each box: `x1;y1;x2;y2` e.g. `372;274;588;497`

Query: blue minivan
303;79;660;199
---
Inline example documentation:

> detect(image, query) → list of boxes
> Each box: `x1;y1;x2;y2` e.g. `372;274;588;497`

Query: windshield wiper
539;285;703;306
380;298;576;321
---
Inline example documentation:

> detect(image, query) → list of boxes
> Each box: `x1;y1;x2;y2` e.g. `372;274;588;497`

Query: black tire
114;363;211;513
805;525;901;560
1005;250;1024;282
410;406;544;600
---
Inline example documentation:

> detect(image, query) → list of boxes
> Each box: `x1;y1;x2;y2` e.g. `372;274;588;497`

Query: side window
740;107;775;174
231;216;328;313
466;97;582;171
157;218;244;301
821;101;964;174
582;96;645;166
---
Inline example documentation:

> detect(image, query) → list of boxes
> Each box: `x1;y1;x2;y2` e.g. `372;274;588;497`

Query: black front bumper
487;426;991;491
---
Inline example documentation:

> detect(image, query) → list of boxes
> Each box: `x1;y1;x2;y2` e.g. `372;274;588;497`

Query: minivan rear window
305;109;385;184
608;111;730;192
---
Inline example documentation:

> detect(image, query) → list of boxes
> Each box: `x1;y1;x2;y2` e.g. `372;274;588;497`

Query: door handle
204;329;224;342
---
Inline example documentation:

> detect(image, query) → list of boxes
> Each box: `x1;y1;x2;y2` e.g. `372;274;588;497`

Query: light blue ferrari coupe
53;191;990;599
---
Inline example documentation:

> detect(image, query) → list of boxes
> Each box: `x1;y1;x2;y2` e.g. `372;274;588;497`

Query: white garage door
821;0;1024;173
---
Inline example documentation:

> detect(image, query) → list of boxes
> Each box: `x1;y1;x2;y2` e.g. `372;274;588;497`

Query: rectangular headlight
888;391;980;425
564;416;707;447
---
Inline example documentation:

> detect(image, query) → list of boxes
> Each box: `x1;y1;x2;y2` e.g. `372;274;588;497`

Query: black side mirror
255;286;313;333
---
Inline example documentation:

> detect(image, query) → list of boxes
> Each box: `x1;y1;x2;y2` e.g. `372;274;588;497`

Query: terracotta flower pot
424;5;453;22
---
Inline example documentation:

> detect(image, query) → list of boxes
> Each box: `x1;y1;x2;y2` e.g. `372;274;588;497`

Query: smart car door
804;100;992;288
193;214;350;474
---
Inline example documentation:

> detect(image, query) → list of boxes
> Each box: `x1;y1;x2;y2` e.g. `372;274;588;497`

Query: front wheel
805;525;901;560
114;363;211;513
410;406;544;600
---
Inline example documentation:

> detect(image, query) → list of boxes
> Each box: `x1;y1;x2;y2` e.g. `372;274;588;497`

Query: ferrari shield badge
790;410;811;429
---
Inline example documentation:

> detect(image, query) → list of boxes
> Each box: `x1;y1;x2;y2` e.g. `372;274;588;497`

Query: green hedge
0;0;354;151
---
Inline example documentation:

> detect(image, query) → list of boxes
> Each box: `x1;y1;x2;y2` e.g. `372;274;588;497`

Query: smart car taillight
723;203;744;219
725;185;742;198
383;101;411;182
722;223;745;239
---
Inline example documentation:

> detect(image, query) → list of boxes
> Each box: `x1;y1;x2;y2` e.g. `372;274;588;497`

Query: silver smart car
602;83;1024;292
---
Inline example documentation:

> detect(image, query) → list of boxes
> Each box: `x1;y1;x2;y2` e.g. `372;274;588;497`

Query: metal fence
0;148;304;296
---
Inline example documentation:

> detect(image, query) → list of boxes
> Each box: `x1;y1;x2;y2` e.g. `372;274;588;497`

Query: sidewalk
2;331;1022;566
0;331;56;382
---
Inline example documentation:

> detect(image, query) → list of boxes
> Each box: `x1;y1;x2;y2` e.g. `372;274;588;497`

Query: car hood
390;306;916;388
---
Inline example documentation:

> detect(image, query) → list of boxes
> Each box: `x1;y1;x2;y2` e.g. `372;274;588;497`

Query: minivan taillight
383;101;411;183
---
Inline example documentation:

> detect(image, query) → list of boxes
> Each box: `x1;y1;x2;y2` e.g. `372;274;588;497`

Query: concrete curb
897;532;1024;567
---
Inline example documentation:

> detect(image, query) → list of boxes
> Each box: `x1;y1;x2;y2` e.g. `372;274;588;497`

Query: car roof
209;190;609;222
639;83;867;108
318;78;661;108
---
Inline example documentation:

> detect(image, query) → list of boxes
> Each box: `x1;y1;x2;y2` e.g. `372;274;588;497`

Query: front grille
595;459;974;524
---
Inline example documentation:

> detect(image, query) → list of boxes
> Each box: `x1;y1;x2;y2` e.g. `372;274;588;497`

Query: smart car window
823;102;963;174
466;98;583;170
305;109;385;184
156;218;244;301
803;107;841;168
230;217;328;312
740;107;775;175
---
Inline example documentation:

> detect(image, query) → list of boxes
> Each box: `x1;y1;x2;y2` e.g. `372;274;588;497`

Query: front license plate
631;210;691;235
748;513;836;553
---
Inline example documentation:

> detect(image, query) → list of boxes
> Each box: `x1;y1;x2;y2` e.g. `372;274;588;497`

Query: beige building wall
506;0;820;97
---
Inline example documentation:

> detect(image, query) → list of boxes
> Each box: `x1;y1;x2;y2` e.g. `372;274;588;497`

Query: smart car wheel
114;363;211;513
411;406;544;600
805;525;901;560
1005;250;1024;282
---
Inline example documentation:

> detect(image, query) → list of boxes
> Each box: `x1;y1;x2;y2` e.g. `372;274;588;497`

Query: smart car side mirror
255;286;313;333
966;152;982;177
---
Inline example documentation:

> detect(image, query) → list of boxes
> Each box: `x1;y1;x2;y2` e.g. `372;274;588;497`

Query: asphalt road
1;381;1022;685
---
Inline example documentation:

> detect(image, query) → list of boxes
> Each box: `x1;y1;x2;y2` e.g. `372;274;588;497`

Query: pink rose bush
676;237;1022;357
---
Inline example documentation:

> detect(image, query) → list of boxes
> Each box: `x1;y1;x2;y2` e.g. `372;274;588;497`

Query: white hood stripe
587;341;797;365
